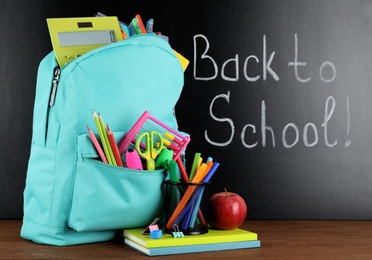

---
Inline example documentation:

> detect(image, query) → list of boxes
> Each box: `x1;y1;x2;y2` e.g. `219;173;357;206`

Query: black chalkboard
173;0;372;220
1;0;371;220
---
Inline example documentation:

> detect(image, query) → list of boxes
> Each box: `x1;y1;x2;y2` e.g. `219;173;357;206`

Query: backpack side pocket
68;133;166;232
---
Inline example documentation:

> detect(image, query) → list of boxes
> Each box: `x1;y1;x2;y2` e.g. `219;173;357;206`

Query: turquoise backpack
21;35;185;246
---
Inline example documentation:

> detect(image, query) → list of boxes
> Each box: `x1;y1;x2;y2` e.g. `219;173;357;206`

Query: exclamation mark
345;96;351;147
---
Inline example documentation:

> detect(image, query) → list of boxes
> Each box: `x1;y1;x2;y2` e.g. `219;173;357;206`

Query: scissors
135;131;164;170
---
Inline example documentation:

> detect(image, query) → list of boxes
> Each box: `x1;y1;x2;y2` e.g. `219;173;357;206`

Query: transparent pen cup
164;180;210;235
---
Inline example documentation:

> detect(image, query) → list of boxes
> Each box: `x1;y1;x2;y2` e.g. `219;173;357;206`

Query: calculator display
58;30;117;47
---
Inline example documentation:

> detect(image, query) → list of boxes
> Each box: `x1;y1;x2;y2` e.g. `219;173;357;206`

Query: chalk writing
204;92;350;148
194;33;336;83
194;33;350;148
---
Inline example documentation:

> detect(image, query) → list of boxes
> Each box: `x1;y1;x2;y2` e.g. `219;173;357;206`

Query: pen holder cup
164;180;210;235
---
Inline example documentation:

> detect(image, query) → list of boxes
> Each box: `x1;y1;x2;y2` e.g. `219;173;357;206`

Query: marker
189;152;201;181
202;162;220;182
176;157;189;182
191;163;207;183
131;17;141;35
135;14;147;34
167;160;179;183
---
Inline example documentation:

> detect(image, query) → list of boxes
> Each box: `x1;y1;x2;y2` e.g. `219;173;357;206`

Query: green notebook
123;227;258;248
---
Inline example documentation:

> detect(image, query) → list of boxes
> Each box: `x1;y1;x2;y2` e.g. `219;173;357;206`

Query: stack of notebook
123;227;260;256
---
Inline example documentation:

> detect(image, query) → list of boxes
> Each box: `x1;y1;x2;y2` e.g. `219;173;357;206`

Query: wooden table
1;220;371;259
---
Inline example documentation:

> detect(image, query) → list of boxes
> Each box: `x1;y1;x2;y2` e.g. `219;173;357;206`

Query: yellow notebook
123;227;258;248
173;49;189;72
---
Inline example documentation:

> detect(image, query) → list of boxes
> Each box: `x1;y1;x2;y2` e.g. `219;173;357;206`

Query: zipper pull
49;66;61;107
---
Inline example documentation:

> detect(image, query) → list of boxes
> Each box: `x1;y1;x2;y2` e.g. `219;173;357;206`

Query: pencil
93;110;113;165
87;125;107;163
106;125;123;167
98;113;116;166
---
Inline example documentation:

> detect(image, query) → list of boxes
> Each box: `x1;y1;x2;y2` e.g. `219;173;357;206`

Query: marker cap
155;147;174;169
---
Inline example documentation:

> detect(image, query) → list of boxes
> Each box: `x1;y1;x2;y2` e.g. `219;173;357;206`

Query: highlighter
125;148;143;170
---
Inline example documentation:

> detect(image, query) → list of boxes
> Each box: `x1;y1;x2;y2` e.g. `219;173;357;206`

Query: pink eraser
125;148;143;170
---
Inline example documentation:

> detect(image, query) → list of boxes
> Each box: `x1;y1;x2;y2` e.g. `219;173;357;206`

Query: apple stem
224;188;228;196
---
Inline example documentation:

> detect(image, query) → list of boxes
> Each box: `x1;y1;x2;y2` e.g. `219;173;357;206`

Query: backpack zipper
45;66;60;143
49;66;60;106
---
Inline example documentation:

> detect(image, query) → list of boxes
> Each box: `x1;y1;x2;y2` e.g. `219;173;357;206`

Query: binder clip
172;225;184;238
142;217;160;235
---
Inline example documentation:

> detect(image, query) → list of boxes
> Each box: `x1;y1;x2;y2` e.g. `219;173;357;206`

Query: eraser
150;230;162;239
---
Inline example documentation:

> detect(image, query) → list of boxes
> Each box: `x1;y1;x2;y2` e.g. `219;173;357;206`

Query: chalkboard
172;0;372;220
1;0;371;220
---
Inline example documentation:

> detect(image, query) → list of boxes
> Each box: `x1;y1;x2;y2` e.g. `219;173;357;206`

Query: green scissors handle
135;131;163;170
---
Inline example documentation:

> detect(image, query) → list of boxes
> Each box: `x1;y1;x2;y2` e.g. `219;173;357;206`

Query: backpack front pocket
68;133;166;232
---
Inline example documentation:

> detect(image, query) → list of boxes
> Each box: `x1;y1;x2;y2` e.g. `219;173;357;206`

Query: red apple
207;189;247;230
